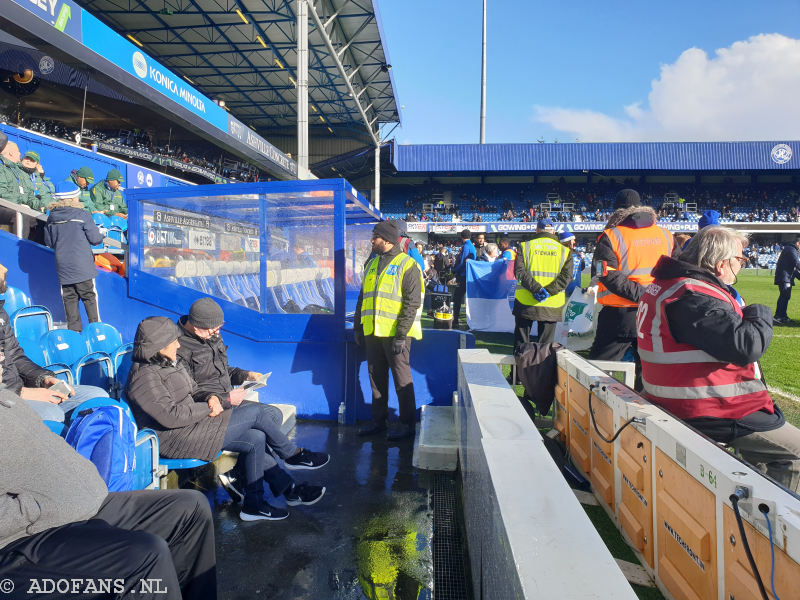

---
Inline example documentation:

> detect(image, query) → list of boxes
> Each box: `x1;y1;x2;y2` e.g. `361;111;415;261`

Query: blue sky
377;0;800;144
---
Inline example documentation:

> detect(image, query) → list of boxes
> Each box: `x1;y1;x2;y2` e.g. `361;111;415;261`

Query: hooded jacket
126;317;231;461
0;307;53;394
0;390;107;550
44;199;105;285
175;315;249;408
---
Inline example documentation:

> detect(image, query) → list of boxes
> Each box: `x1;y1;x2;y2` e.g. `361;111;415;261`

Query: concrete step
413;405;458;471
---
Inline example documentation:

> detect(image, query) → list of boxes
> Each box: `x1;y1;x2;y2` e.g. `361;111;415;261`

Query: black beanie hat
189;297;225;329
614;189;642;210
373;220;399;242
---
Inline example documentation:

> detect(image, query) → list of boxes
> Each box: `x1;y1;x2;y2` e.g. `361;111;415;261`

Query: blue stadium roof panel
393;142;800;172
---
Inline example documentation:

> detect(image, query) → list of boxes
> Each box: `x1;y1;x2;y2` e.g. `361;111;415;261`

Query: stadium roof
77;0;400;140
393;142;800;173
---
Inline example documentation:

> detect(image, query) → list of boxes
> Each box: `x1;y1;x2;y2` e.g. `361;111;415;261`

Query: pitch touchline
768;386;800;404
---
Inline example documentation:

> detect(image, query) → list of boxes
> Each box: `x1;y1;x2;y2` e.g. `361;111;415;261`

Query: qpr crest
770;144;793;165
38;56;55;75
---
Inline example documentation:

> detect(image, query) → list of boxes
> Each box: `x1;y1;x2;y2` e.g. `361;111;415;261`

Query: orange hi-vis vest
597;223;674;308
637;276;773;420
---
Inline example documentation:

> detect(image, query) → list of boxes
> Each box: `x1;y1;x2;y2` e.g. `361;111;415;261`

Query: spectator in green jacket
0;140;26;205
18;151;52;210
90;168;127;216
70;166;96;211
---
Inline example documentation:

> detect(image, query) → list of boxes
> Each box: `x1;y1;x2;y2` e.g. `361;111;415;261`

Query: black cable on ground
587;384;639;445
730;490;769;600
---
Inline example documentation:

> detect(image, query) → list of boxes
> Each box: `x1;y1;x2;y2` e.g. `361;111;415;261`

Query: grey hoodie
0;390;107;550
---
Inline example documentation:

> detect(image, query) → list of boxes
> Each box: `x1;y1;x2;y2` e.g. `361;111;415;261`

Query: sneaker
239;499;289;521
285;483;326;506
284;448;330;470
218;471;244;503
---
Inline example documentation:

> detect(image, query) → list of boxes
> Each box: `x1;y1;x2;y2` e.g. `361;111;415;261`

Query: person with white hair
637;225;800;492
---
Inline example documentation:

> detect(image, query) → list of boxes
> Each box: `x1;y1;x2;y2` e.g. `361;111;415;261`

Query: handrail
0;196;125;249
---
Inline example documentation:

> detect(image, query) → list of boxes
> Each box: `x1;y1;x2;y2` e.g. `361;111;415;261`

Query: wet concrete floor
208;422;435;600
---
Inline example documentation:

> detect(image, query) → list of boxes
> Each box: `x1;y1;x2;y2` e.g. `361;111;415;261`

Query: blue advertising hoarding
81;13;229;131
126;165;164;190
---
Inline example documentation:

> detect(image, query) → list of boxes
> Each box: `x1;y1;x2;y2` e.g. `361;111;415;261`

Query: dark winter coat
44;200;104;285
774;243;800;286
453;239;476;278
176;315;249;409
649;255;782;442
126;318;231;461
0;307;53;394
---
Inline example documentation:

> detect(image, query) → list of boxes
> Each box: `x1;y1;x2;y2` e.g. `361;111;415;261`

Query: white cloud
533;34;800;142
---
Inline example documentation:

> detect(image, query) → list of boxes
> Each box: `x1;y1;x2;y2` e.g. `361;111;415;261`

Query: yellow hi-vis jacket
361;253;423;339
515;236;570;308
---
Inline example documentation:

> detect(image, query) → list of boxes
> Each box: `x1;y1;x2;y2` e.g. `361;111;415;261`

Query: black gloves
392;338;406;355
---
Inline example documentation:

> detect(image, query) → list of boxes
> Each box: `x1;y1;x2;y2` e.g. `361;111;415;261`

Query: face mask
20;165;36;174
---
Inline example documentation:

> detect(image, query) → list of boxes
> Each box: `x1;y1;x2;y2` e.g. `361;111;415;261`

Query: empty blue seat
40;329;114;390
113;343;134;399
2;286;30;316
12;305;53;344
83;322;124;356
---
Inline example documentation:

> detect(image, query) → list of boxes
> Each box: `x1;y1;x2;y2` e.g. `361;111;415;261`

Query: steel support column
297;0;309;177
374;142;380;209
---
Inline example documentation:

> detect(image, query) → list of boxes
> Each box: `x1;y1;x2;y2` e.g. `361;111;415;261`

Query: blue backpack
65;405;137;492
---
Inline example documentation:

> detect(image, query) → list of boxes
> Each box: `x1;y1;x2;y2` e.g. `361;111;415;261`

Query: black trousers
0;490;216;600
452;276;466;326
589;305;638;361
365;335;416;426
776;283;792;319
514;316;556;349
61;279;99;332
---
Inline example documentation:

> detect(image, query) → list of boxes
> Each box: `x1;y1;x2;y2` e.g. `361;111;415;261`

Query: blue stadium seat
41;329;114;390
12;305;53;345
82;322;124;356
2;286;30;316
113;343;134;399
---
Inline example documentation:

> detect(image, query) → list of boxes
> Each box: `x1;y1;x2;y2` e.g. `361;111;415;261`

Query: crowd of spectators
0;114;264;183
388;178;800;224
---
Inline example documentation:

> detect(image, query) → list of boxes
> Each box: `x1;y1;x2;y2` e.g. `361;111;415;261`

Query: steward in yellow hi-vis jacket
512;217;573;348
354;220;423;441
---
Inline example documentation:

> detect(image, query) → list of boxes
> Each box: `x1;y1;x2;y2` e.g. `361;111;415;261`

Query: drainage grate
432;474;472;600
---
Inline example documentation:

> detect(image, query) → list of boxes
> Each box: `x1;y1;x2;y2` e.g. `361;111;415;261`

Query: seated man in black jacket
176;297;329;500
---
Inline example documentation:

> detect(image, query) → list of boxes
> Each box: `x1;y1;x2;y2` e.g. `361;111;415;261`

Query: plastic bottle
338;402;346;425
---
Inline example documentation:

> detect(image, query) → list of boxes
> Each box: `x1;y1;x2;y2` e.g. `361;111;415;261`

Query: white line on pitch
768;386;800;404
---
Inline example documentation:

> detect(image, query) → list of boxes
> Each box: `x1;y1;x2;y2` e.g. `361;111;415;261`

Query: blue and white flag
465;260;516;332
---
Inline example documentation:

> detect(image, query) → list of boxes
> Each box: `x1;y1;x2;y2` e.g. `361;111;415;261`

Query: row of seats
91;214;127;254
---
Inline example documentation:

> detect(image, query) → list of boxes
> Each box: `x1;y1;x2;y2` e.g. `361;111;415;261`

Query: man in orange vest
590;189;673;365
637;226;800;491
